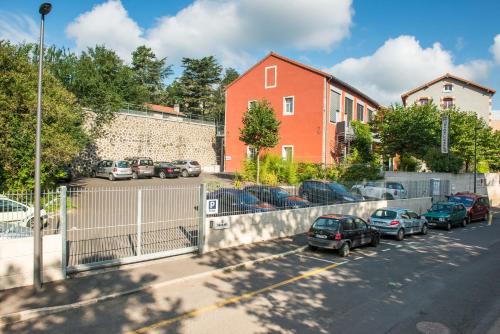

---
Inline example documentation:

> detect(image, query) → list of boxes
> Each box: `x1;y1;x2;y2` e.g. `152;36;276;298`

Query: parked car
154;162;181;179
244;185;310;209
171;160;201;177
448;192;490;223
207;188;275;216
126;157;154;179
369;207;428;241
423;202;468;230
92;160;133;181
307;214;380;257
351;181;407;200
0;196;47;233
299;180;363;205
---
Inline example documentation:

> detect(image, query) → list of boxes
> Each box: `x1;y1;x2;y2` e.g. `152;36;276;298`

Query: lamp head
39;3;52;15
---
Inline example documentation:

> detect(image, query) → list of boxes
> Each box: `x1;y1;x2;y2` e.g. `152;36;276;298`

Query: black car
154;162;181;179
207;188;276;216
299;180;363;205
307;214;380;257
244;185;310;209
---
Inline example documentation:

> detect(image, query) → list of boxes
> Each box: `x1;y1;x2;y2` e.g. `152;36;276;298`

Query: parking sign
206;199;219;214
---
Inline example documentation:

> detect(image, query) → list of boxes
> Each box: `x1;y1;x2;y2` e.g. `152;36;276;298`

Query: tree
177;56;222;116
131;45;172;104
213;68;239;123
239;100;281;183
0;41;88;191
350;121;373;163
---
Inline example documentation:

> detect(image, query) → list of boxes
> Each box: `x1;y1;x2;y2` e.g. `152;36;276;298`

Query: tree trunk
256;150;260;184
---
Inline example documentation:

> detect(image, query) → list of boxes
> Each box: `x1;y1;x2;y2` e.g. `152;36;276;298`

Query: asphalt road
5;212;500;334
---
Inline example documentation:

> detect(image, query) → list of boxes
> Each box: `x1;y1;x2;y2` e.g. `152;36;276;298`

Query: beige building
401;73;496;125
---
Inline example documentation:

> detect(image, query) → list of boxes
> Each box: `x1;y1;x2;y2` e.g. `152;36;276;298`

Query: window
342;219;354;231
265;66;277;88
330;90;341;122
356;103;364;122
283;96;294;116
443;98;454;109
344;97;353;124
282;145;294;161
367;108;374;122
354;218;367;230
419;98;429;105
443;84;453;92
248;100;256;110
247;146;257;159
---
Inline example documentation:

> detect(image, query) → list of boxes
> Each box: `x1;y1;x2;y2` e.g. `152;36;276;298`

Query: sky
1;0;500;116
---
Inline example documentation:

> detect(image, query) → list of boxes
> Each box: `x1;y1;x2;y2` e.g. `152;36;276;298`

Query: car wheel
108;173;115;181
446;222;452;231
308;244;318;251
159;171;167;179
339;242;350;257
370;235;380;247
91;171;97;178
420;224;428;235
383;193;394;200
182;170;189;177
132;172;138;179
461;218;467;228
396;228;404;241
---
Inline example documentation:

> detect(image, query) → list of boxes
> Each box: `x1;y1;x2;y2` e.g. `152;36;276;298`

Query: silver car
171;160;201;177
368;207;428;241
92;160;133;181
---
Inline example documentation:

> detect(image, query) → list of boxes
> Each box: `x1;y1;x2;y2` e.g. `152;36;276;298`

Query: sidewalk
0;234;307;321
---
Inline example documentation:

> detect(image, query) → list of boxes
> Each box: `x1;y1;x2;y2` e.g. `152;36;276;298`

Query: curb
0;245;307;327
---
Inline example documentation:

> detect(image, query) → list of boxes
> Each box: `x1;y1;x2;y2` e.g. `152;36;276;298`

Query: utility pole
34;2;52;290
473;120;477;193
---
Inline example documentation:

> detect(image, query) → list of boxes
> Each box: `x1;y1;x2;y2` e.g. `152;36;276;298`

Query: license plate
315;234;327;239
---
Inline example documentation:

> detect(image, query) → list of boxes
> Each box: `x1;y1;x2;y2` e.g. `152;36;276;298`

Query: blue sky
1;0;499;113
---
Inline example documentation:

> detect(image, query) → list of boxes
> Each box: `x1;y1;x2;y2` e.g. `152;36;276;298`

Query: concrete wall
0;234;63;290
76;112;219;174
404;77;492;123
204;197;431;253
385;172;500;206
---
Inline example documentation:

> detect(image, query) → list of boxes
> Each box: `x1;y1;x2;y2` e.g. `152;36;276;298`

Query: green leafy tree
350;121;373;163
239;100;281;183
131;45;172;104
177;56;222;116
213;67;239;122
0;41;88;191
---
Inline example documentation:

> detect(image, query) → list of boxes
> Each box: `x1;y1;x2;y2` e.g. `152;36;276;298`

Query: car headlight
439;217;447;222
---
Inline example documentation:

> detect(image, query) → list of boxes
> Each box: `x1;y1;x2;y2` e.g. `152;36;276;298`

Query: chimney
174;104;180;114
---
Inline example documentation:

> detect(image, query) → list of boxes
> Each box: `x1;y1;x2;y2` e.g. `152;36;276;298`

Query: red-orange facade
224;52;379;172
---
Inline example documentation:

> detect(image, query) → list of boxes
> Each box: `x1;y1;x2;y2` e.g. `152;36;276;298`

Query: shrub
424;148;463;173
399;154;421;172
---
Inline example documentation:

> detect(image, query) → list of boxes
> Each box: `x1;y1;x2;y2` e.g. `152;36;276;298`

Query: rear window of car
387;183;404;190
189;161;200;166
115;161;129;168
371;209;397;219
139;159;153;166
313;218;340;231
448;196;474;207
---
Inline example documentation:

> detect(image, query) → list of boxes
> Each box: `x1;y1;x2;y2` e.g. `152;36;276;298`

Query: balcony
336;121;355;142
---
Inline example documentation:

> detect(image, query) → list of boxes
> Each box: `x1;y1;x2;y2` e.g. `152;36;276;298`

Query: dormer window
443;84;453;92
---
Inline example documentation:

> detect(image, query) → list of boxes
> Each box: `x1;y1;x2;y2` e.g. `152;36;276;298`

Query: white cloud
65;0;353;67
0;11;38;44
329;35;493;105
491;34;500;64
66;0;145;62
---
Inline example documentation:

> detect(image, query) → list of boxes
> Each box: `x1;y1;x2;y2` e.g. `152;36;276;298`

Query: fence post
137;189;142;256
60;186;67;279
198;184;207;254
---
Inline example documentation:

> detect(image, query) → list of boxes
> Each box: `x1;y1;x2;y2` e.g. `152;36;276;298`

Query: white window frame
367;108;375;122
443;83;453;93
246;146;257;159
329;86;343;123
356;101;365;122
344;93;354;123
265;65;277;89
283;96;294;116
282;145;294;161
248;100;256;110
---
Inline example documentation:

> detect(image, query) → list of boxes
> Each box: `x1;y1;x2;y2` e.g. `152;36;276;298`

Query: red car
448;192;490;223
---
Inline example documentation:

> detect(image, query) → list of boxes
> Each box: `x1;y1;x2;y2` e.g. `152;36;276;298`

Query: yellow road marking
128;261;345;333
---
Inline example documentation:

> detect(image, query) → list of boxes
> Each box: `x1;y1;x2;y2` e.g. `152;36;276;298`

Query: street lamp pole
34;2;52;290
473;121;477;193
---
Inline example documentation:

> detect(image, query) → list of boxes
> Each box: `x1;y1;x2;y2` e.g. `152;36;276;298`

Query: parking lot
6;212;500;334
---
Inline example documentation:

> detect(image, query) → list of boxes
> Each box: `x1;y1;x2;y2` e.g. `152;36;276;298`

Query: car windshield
238;192;260;204
371;209;397;219
189;161;200;166
140;159;153;166
116;161;129;168
274;188;291;199
430;204;453;213
448;196;474;207
328;183;349;194
313;218;340;231
387;183;404;190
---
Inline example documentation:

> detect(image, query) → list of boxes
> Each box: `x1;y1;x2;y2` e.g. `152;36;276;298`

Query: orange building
224;52;380;172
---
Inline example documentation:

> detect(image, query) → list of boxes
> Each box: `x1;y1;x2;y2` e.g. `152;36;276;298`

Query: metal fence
206;179;450;217
65;185;202;272
0;190;61;239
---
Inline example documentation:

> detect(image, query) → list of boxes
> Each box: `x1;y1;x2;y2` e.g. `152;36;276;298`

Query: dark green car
424;202;468;230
